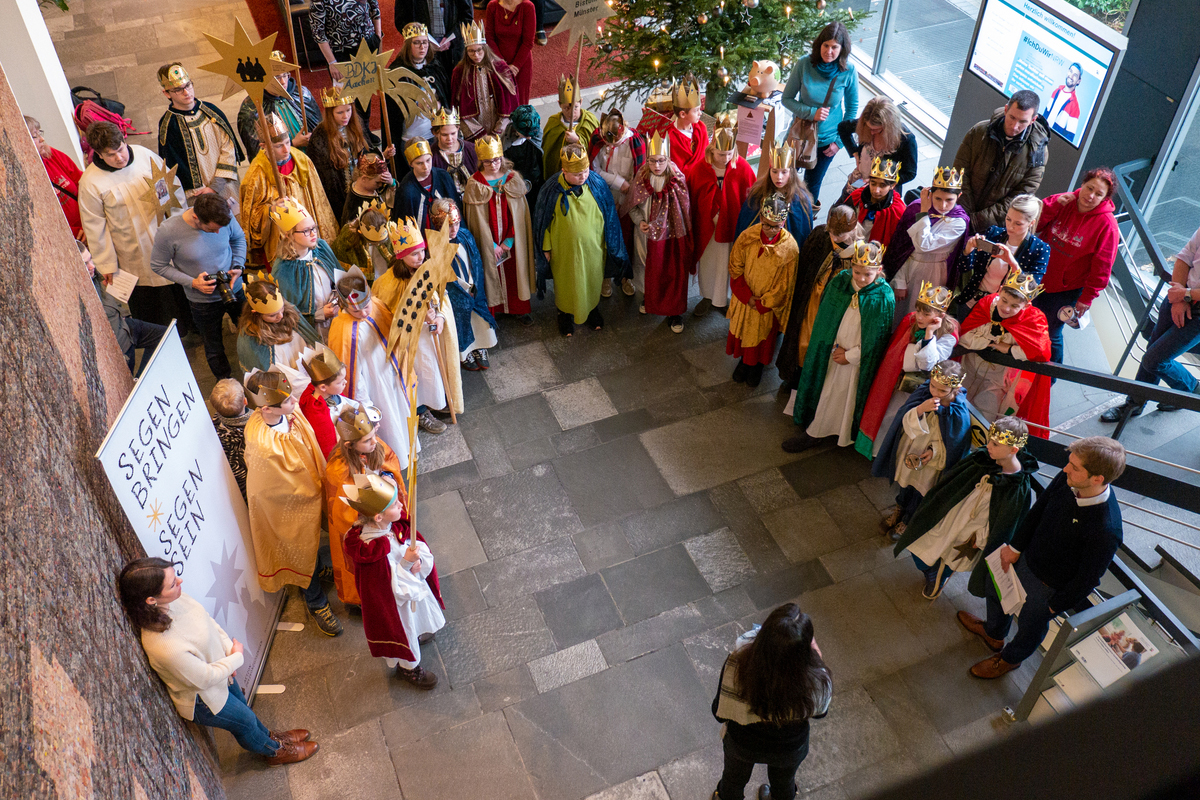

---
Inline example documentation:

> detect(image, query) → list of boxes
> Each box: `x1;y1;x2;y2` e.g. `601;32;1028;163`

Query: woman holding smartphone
953;193;1049;318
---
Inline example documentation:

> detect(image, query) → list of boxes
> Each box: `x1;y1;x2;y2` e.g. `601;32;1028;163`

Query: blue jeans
718;733;808;800
189;291;244;380
124;318;167;377
1132;298;1200;394
984;555;1058;664
192;680;279;756
1033;288;1083;365
912;554;952;592
803;145;837;203
301;545;332;610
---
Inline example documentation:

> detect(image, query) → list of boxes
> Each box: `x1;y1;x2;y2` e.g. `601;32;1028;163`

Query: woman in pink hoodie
1035;167;1120;363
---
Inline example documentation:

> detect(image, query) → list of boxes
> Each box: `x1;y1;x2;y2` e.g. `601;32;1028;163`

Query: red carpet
244;0;605;105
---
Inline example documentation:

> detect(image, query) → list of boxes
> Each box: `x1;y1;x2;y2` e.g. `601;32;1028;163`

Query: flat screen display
968;0;1116;148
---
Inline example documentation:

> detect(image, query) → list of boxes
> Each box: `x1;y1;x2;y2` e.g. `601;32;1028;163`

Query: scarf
813;59;840;78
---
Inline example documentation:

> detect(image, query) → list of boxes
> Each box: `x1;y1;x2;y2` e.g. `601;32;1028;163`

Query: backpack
70;87;150;162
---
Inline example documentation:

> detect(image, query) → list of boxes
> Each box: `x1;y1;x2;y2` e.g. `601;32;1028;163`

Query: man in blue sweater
960;436;1125;678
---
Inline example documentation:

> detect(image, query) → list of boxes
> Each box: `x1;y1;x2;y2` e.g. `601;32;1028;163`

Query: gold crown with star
389;217;426;259
404;139;431;164
476;134;504;162
461;20;487;47
647;131;670;159
341;472;400;517
1002;269;1045;301
870;157;901;183
356;199;391;243
558;74;578;107
244;273;285;315
243;365;293;408
767;141;795;171
299;342;344;383
916;281;953;314
320;85;354;108
850;239;886;269
560;145;590;173
430;105;460;128
268;196;309;233
403;21;429;39
987;419;1029;449
335;401;382;442
671;76;701;110
930;361;964;392
158;62;191;90
760;193;789;226
931;165;964;191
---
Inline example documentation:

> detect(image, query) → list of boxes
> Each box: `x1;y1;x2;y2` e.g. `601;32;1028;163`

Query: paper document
105;270;139;304
1069;613;1160;688
986;549;1027;615
1053;661;1103;705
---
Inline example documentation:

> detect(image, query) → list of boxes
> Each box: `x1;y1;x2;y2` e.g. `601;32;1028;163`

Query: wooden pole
378;85;398;177
284;9;309;137
431;326;457;424
403;356;420;548
253;96;286;197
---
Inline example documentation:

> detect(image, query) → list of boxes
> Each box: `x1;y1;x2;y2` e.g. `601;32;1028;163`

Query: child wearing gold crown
855;280;959;458
872;360;972;543
342;473;446;688
959;271;1053;438
544;75;600;179
464;134;537;323
893;416;1038;600
621;132;693;333
667;75;710;176
588;108;645;298
784;240;895;454
428;198;499;370
270;197;345;341
298;343;352;457
451;21;518;140
243;365;342;636
734;142;814;247
428;107;479;195
332;202;393;281
156;61;243;205
882;166;970;322
308;84;389;223
843;157;905;247
396;139;461;230
237;275;319;373
688;118;755;317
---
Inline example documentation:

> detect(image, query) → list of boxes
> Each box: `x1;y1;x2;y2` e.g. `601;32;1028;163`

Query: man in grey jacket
82;241;165;376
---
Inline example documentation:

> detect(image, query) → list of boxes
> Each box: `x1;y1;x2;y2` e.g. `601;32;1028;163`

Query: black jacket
393;0;473;70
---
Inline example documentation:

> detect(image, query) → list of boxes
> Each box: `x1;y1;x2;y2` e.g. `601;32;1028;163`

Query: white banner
96;325;281;694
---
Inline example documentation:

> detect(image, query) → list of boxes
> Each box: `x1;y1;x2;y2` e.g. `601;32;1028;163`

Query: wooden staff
429;297;457;424
376;65;398;178
253;96;286;197
403;354;420;548
284;10;309;136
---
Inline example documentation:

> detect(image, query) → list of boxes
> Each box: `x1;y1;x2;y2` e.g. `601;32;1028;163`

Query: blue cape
871;382;973;481
395;168;461;229
271;239;340;325
445;226;497;349
532;171;628;297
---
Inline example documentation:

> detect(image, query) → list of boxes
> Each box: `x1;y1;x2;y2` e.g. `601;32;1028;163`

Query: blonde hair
855;97;904;155
209;378;246;417
1008;194;1042;229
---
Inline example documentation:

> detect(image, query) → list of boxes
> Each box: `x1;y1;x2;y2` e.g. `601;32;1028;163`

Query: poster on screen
96;324;281;694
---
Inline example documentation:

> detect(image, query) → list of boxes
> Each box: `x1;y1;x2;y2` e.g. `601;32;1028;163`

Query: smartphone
976;237;998;256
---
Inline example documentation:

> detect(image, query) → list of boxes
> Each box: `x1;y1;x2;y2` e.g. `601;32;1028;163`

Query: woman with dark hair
450;22;519;140
485;0;536;104
712;603;833;800
117;558;318;765
308;87;387;223
836;95;918;198
781;21;859;208
1034;166;1120;363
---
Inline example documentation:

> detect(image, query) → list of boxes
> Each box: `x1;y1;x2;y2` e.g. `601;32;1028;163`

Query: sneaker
601;278;613;298
396;664;439;689
419;410;448;434
622;278;635;296
317;564;334;583
265;740;320;766
308;603;343;637
536;29;548;45
1100;401;1144;423
639;304;647;315
669;315;684;334
518;313;534;326
475;349;490;370
694;297;712;317
461;352;483;371
889;521;906;543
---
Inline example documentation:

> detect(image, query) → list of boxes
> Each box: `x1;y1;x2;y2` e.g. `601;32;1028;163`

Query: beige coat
463;172;536;308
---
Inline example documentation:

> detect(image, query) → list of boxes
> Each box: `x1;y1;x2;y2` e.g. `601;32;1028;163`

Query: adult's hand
1056;193;1073;206
894;288;908;300
328;63;344;83
814;106;830;122
996;243;1017;268
193;272;217;294
822;142;840;158
1172;299;1193;328
1167;283;1188;304
322;299;339;320
999;544;1019;572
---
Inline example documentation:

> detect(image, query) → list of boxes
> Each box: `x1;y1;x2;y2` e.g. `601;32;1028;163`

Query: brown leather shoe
957;610;1005;652
880;505;902;533
266;740;320;766
970;653;1020;679
269;729;311;745
396;665;439;689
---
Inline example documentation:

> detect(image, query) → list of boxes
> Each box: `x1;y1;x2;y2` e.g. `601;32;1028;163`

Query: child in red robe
844;157;904;246
297;343;352;457
666;75;709;176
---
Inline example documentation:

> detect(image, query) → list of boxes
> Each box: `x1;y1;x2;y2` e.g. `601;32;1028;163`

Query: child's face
564;168;589;186
318;368;347;397
435;125;460;151
353;430;378;454
377;496;406;523
710;149;734;169
467;44;485;63
560;100;582;121
914;307;942;330
346;304;370;320
851;264;881;289
930;190;958;215
261;309;284;324
994;290;1028;319
868;178;894;202
411;154;432;180
480;156;504;178
274;395;298;416
770;167;791;189
929;378;953;404
986;439;1019;462
676;107;702;126
829;230;855;251
289;215;319;251
648;155;669;176
403;248;427;269
333;105;354;128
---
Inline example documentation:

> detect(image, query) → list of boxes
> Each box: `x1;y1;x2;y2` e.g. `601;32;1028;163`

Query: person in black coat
960;436;1126;679
394;0;473;76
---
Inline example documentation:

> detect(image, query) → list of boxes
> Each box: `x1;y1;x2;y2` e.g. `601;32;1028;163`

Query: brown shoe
266;740;320;766
269;729;311;745
970;653;1020;679
957;610;1005;652
880;506;902;533
396;664;439;689
888;521;906;543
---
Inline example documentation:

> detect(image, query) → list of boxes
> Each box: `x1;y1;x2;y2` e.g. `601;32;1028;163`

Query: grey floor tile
597;353;697;413
437;568;487;622
584;772;671;800
414;458;481;501
436;597;556;686
288;719;403;800
483;341;564;403
657;744;726;800
461;367;496;411
456;412;513;479
778;446;874;499
474;537;586;608
707;482;791;575
461;464;584;560
506;436;559;471
891;640;1027;735
794;687;902;794
645;385;718;426
572;524;635;572
535;572;625;649
596;604;709;665
553;424;602;455
554;436;675;527
474;664;539;713
863;671;954;768
488;392;564;448
743;559;835;611
527;639;608;693
415;490;487;576
736;468;803;515
621;492;727;555
835;752;922;799
870;558;976;657
601;545;712;625
819;484;890;543
545;377;619;429
940;711;1017;757
220;763;290;800
324;648;450;733
684;528;758;593
543;329;633;383
391;712;537;800
416;423;473;474
503;704;608;800
858;475;898;512
692;586;757;628
683;622;739;687
762;497;850;565
681;338;741;388
593;408;659;442
379;685;483;748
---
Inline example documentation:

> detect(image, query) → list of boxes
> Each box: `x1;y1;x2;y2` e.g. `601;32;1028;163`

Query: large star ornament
333;39;394;106
206;542;245;624
384;64;438;120
140;159;183;224
549;0;614;53
199;19;297;105
386;223;456;362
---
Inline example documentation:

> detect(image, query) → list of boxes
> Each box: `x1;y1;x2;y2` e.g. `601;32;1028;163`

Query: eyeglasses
167;82;194;94
295;226;319;235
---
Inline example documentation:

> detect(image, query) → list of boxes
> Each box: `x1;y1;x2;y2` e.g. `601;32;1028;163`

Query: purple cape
882;200;971;289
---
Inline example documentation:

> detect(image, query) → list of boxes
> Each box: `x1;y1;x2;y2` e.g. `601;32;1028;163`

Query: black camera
211;271;237;304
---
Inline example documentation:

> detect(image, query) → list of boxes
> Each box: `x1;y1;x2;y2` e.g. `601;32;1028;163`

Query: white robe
870;332;958;457
78;144;187;286
346;316;419;466
695;165;731;307
271;331;308;371
358;525;445;669
893;405;948;495
906;478;992;572
960;321;1030;421
890;214;967;321
592;132;638;210
453;242;499;359
807;301;862;446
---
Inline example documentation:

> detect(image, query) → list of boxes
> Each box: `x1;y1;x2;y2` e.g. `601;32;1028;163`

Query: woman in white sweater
118;558;319;765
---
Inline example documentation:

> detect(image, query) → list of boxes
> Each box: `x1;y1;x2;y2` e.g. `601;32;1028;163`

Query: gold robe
462;172;536;308
238;148;339;266
244;410;327;593
726;226;800;349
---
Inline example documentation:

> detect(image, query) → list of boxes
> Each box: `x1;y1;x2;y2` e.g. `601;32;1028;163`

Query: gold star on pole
140;160;183;224
384;65;438;120
198;19;297;106
549;0;614;53
146;498;165;530
333;39;394;106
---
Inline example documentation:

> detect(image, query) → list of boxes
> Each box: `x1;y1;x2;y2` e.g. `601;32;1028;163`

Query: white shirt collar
1072;484;1111;506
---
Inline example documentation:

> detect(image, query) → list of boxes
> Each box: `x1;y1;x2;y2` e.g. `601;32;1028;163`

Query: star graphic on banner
145;499;164;530
384;64;438;120
206;542;244;624
139;160;183;224
549;0;614;53
199;19;296;106
952;539;981;564
333;39;394;107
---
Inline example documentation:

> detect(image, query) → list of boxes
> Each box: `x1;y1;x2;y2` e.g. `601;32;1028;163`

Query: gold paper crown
1001;269;1045;301
760;193;789;226
320;85;354;108
476;134;504;162
268;196;309;233
265;112;290;144
339;266;373;311
430;106;460;128
335;401;382;442
403;21;429;39
461;20;486;47
245;273;285;314
931;166;964;191
767;141;794;170
930;362;964;392
600;111;625;143
647;131;670;159
869;157;901;183
713;112;736;152
270;50;287;62
159;63;191;90
341;472;399;517
404;139;431;164
244;366;293;408
671;76;701;110
356;199;391;243
850;240;886;269
389;217;426;259
558;74;578;107
560;145;589;174
300;342;344;383
916;281;953;314
987;421;1029;449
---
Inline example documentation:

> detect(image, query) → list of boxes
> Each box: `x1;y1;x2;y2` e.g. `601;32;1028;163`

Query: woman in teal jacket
782;21;859;210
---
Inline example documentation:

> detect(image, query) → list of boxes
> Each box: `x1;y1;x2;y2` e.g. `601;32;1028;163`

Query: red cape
847;186;905;247
668;123;709;176
961;294;1053;438
687;156;755;264
298;388;338;458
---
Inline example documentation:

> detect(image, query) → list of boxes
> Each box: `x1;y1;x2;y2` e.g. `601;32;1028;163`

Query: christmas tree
591;0;862;113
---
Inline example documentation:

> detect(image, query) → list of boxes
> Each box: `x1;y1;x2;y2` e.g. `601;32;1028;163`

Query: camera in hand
211;271;237;304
